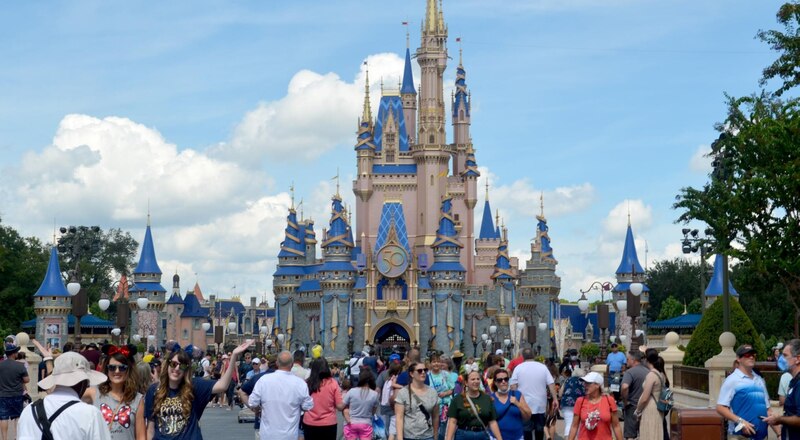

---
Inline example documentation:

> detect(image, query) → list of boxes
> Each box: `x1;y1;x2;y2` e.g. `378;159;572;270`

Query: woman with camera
396;361;439;440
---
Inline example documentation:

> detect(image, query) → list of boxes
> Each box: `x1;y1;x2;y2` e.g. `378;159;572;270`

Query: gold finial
485;179;490;200
334;167;340;198
495;209;500;227
540;192;544;217
426;0;437;32
627;200;631;226
290;182;295;210
362;64;372;124
299;198;304;220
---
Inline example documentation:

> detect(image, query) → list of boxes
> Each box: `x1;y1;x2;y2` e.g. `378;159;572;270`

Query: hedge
683;297;767;367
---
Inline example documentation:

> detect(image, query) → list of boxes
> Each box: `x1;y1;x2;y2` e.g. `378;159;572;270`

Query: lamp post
579;281;615;361
681;228;715;312
628;273;644;355
58;225;101;347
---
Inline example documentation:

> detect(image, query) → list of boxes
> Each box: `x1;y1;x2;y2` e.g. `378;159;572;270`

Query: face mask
571;356;578;361
495;388;509;395
779;355;789;372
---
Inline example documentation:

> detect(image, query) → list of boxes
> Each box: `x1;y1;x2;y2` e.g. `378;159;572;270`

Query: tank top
93;388;143;440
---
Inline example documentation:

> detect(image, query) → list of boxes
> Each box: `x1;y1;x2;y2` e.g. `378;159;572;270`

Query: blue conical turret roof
615;224;645;275
461;148;480;178
322;196;354;249
433;196;462;250
34;247;70;297
279;209;305;257
401;48;416;95
452;64;469;118
166;291;184;305
479;200;497;239
705;254;739;297
491;239;514;280
134;225;162;275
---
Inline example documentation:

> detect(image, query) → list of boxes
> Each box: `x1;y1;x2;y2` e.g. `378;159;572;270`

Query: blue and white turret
33;247;71;348
490;233;515;282
401;45;417;143
613;222;649;306
704;254;739;308
130;219;167;347
320;195;355;290
430;195;465;287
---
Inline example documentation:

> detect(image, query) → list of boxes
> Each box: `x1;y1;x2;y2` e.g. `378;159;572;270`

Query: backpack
654;373;674;413
380;376;395;406
32;399;80;440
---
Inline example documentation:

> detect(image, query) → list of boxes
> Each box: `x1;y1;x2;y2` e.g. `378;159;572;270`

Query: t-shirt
718;368;770;440
344;387;379;424
574;395;618;440
560;376;586;408
781;374;800;440
362;356;378;374
144;377;216;439
94;390;143;440
200;358;211;378
303;378;343;427
509;360;554;414
291;364;310;380
0;358;28;397
396;370;430;387
241;370;273;430
508;356;524;374
492;390;524;440
621;364;650;406
428;370;454;415
605;352;626;373
779;372;792;398
395;386;438;439
447;392;496;429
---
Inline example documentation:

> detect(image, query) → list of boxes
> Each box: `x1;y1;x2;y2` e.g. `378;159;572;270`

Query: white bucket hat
38;352;107;389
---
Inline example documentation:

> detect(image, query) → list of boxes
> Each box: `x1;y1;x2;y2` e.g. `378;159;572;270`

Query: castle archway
370;319;413;357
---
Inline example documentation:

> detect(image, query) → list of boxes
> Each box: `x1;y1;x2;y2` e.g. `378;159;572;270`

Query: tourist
559;367;585;439
237;356;276;440
145;340;252;439
343;369;380;440
395;361;439;440
246;358;260;381
428;354;454;438
347;351;367;384
378;360;402;440
605;344;626;402
634;351;666;440
620;351;648;440
303;357;344;440
292;350;310;380
397;348;429;386
566;371;623;440
135;362;153;395
248;350;313;440
510;348;558;440
716;344;772;440
491;368;531;440
544;362;559;440
445;370;502;440
0;343;29;440
221;354;238;410
82;344;144;440
765;339;800;438
18;351;110;440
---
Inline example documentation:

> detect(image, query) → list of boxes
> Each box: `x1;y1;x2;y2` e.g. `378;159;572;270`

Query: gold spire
485;179;490;200
290;182;295;210
426;0;438;32
540;192;544;217
362;65;372;124
334;167;340;198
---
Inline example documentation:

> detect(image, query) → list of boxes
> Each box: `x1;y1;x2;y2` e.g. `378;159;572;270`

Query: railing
674;365;710;394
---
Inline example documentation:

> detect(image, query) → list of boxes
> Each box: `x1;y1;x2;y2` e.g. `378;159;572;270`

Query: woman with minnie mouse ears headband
82;344;146;440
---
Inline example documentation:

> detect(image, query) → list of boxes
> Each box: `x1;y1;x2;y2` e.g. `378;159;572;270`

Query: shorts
623;404;641;439
0;396;25;420
523;413;546;432
389;415;396;436
344;422;373;440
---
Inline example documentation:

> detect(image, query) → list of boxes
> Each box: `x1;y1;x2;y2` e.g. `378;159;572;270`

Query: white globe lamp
147;335;155;342
98;298;111;311
227;321;237;332
629;282;643;297
67;281;81;296
481;333;488;342
132;334;141;342
578;294;589;313
619;334;628;344
277;333;285;343
265;339;273;347
136;297;149;310
503;338;511;347
489;325;497;335
610;335;616;343
538;322;547;331
515;321;526;331
111;328;121;336
260;325;268;335
201;322;211;332
616;300;628;312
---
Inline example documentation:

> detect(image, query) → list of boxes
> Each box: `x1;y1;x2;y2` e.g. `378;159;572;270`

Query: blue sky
0;1;781;304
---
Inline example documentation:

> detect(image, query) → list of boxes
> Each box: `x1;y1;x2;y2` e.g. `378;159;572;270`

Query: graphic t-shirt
144;378;216;439
574;395;618;440
94;390;143;440
718;369;770;440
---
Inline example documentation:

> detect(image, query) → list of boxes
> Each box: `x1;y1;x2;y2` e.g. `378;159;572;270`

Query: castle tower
428;195;465;351
130;221;167;348
319;195;356;351
273;207;306;296
304;220;317;265
703;254;739;308
613;222;649;319
451;50;471;175
33;247;71;349
475;183;501;285
354;70;376;248
453;54;478;282
401;45;418;143
164;272;184;344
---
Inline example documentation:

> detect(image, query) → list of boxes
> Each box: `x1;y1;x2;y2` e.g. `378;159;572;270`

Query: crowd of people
0;335;799;440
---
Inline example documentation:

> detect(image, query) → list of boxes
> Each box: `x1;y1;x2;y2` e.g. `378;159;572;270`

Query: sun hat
452;350;464;359
38;352;107;389
580;371;604;385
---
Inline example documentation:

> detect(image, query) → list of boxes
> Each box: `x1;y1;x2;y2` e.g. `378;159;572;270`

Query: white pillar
705;331;737;407
661;331;685;387
15;332;42;400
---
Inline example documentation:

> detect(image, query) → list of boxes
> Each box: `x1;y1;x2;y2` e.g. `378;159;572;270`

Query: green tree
658;296;684;321
758;2;800;96
687;298;703;315
645;258;704;322
732;261;795;340
0;219;49;333
684;297;767;367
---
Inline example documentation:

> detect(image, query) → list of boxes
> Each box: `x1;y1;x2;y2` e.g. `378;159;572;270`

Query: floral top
560;376;585;408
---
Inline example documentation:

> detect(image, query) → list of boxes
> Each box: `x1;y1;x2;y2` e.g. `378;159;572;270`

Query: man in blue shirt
605;343;627;402
717;344;772;439
766;339;800;439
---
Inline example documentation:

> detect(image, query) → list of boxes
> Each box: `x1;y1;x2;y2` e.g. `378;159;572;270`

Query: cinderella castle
270;0;562;359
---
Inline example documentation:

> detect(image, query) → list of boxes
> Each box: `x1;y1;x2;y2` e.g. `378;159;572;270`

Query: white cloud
602;199;653;236
689;144;712;174
216;52;411;166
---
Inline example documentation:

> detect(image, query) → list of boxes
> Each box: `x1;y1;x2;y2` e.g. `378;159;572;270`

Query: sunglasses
741;352;756;359
495;377;509;383
107;365;128;373
414;368;429;374
169;361;190;371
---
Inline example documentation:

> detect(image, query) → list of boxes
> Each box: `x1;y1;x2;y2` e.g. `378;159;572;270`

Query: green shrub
580;343;600;361
683;297;767;367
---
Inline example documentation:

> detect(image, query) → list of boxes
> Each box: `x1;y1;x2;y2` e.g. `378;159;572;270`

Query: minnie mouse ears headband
169;342;195;358
102;344;137;359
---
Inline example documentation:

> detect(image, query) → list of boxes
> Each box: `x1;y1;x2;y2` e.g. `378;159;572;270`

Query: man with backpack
17;352;109;440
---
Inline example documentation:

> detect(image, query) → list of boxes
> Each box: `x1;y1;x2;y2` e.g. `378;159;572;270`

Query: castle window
454;214;460;221
429;135;434;143
182;329;188;340
420;213;424;225
430;175;434;186
193;319;199;330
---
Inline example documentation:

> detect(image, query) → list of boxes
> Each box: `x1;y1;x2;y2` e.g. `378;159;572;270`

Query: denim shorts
0;396;25;420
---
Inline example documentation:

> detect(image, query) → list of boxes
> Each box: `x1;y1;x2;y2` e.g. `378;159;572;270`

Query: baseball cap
4;343;20;355
580;371;604;385
38;352;107;389
252;357;261;364
495;349;504;355
736;345;756;358
389;353;401;363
